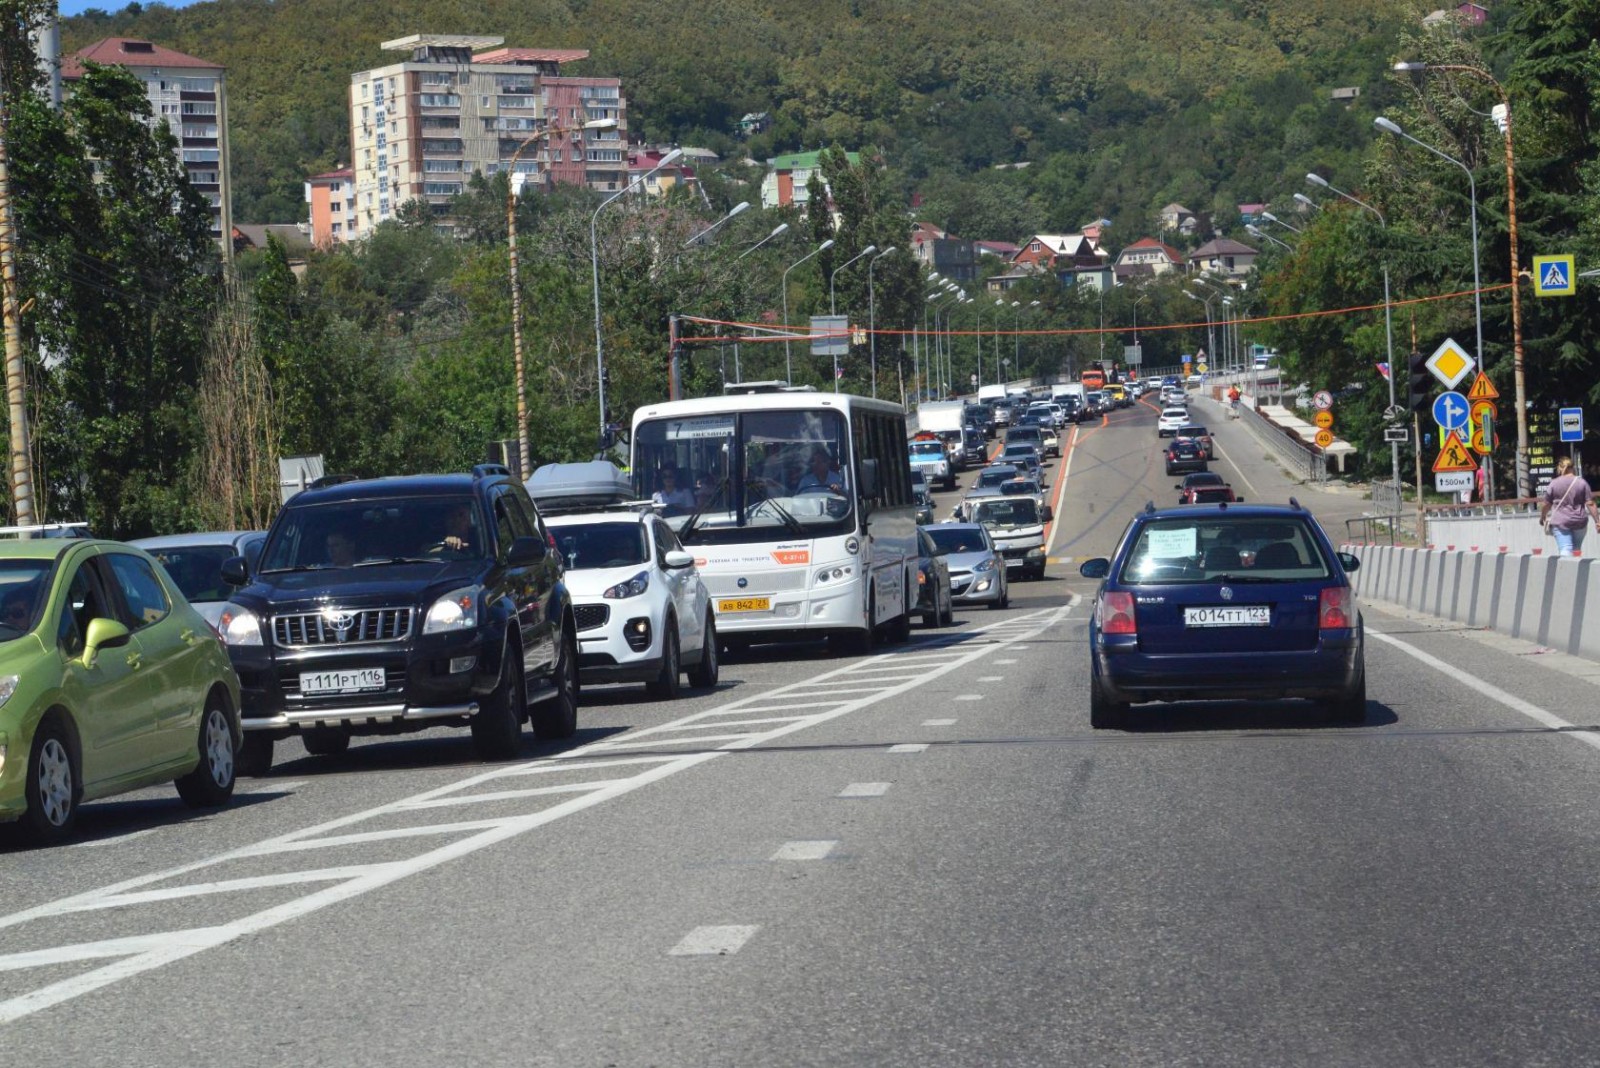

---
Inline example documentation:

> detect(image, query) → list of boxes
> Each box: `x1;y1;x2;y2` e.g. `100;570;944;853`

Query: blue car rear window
1121;518;1330;584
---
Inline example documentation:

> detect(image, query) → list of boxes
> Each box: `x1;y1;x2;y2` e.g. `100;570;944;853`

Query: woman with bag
1539;456;1599;557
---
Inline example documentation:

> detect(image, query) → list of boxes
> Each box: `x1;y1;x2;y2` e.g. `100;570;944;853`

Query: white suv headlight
603;571;651;600
218;604;263;646
424;586;481;634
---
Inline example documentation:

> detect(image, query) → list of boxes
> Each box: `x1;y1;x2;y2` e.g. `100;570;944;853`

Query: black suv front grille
273;607;413;647
574;604;609;632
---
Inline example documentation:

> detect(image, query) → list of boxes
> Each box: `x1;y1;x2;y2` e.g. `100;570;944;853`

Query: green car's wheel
176;700;237;808
22;720;79;844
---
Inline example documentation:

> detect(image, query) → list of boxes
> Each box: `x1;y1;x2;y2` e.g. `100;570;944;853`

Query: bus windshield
632;408;855;544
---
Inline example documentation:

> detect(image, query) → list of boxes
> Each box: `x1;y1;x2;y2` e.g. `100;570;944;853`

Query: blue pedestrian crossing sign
1533;254;1576;297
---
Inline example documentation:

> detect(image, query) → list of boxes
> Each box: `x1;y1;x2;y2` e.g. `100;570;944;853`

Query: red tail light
1099;591;1137;635
1319;587;1352;629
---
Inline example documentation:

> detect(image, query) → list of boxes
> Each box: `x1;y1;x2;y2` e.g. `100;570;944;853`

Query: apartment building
62;38;232;251
349;35;628;231
305;168;357;247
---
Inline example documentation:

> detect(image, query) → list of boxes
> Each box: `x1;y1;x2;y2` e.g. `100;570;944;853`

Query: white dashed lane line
888;744;929;754
770;841;838;861
838;783;891;797
953;694;985;702
670;926;761;957
922;719;957;727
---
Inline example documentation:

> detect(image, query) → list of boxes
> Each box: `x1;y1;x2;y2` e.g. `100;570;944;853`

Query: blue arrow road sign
1560;407;1584;443
1433;391;1469;432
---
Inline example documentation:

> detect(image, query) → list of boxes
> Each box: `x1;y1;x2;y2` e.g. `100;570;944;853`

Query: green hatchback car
0;538;242;844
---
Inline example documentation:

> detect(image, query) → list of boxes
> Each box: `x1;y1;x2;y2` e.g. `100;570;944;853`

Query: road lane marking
888;743;929;753
670;926;760;956
953;695;984;702
922;719;957;726
977;676;1004;682
771;840;838;861
996;659;1018;664
1368;629;1600;752
838;783;891;797
0;605;1072;1026
1212;437;1261;500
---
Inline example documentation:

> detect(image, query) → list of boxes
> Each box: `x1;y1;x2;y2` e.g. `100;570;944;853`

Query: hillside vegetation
64;0;1417;236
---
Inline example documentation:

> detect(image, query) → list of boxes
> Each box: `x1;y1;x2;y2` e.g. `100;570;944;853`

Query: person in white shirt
652;468;696;511
795;448;849;496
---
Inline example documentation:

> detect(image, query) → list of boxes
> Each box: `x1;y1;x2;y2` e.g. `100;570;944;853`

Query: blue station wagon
1078;501;1364;729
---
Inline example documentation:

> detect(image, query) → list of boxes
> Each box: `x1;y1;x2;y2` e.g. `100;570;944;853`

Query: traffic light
1407;351;1430;414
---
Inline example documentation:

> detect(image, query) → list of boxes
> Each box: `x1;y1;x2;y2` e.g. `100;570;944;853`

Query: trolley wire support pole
0;81;35;529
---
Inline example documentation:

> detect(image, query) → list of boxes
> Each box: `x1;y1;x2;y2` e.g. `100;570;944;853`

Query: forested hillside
63;0;1418;237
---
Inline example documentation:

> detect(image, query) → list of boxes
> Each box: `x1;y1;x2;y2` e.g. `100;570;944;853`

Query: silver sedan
922;522;1009;609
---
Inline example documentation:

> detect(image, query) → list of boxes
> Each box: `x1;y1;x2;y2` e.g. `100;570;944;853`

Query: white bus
630;390;919;653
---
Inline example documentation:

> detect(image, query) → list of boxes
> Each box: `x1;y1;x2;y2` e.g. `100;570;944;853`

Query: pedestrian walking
1539;456;1599;557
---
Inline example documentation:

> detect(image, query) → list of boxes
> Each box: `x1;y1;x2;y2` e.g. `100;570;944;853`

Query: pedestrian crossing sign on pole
1533;254;1576;297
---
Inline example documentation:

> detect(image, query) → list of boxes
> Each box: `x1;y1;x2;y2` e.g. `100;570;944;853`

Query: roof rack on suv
0;522;91;539
307;474;359;490
472;463;513;479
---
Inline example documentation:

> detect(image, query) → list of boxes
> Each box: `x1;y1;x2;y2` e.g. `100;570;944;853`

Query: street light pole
1182;289;1215;374
1245;223;1293;253
1307;172;1401;497
737;222;788;261
826;245;877;391
509;117;616;475
684;201;749;246
1393;61;1527;496
591;146;682;453
867;246;896;399
781;238;834;385
1259;210;1302;235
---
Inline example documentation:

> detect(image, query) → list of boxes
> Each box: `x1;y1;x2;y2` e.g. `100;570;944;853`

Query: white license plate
300;668;386;695
1184;606;1270;628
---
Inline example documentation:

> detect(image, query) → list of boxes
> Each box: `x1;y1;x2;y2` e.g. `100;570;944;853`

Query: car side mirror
1078;558;1110;579
859;458;880;500
220;555;250;587
507;535;547;566
1043;506;1054;523
1337;551;1361;572
83;616;131;668
663;550;695;570
1235;497;1245;503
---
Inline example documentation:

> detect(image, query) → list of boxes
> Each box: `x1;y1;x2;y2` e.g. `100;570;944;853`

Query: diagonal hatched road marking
0;604;1070;1025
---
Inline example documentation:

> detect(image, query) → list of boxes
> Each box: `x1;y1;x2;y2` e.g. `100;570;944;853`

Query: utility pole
0;62;35;528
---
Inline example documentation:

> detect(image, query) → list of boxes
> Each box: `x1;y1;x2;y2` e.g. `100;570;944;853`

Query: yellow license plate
718;597;771;613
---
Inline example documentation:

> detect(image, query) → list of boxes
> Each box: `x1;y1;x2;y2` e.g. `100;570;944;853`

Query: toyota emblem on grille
324;609;357;642
1220;587;1233;601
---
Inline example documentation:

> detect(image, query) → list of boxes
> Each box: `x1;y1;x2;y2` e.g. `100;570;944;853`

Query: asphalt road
6;398;1600;1066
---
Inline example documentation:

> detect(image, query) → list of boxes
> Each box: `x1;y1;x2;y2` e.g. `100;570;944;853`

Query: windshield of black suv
1122;517;1331;584
972;498;1040;528
551;522;649;571
0;559;53;638
260;496;486;571
977;466;1019;488
632;408;855;544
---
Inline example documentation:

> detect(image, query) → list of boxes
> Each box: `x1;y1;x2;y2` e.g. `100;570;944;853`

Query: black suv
218;466;578;774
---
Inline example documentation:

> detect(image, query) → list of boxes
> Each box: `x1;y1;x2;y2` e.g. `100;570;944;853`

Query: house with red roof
1114;237;1184;280
63;37;232;251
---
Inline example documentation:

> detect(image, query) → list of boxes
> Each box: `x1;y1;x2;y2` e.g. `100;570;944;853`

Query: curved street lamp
1388;60;1528;495
737;222;789;261
1306;171;1401;494
1245;223;1292;252
684;200;749;247
781;238;834;384
508;116;617;474
591;146;682;453
866;246;896;398
1259;210;1302;235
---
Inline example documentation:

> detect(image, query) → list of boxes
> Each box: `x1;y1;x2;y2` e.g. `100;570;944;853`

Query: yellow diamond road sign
1425;337;1475;390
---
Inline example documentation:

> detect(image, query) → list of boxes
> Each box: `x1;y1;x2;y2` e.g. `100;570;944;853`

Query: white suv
546;508;718;698
1158;406;1192;437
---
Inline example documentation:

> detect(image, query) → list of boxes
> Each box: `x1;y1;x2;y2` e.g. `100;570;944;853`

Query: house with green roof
760;150;862;211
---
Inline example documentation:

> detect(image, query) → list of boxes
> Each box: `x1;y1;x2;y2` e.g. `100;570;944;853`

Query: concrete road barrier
1343;543;1600;658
